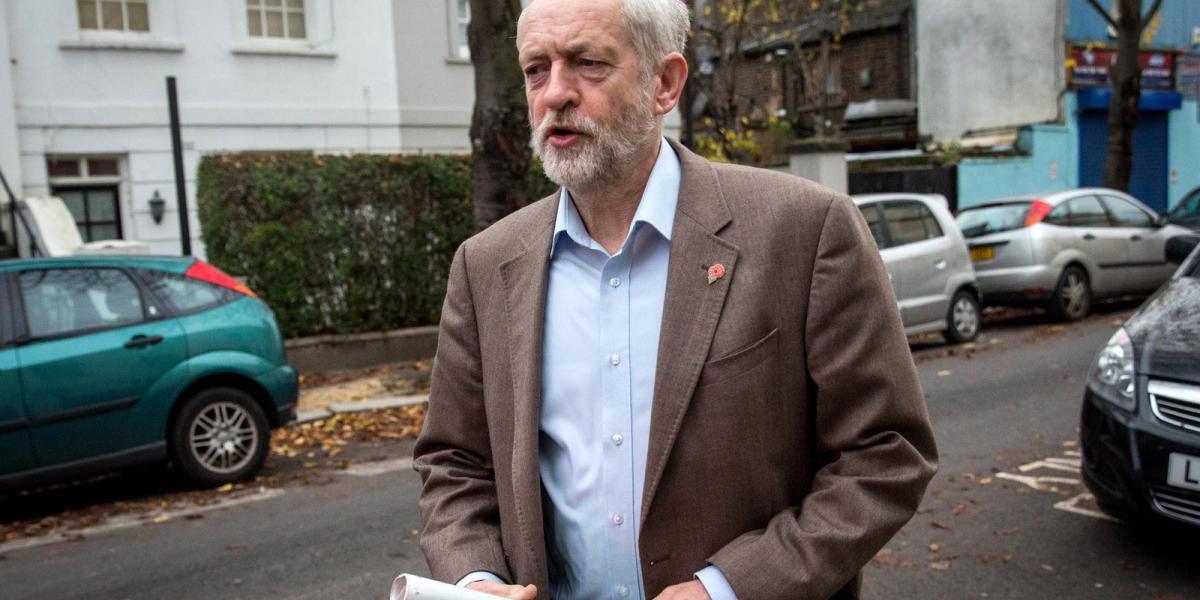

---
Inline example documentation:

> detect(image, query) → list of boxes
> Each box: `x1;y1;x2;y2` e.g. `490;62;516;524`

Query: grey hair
620;0;691;76
519;0;691;76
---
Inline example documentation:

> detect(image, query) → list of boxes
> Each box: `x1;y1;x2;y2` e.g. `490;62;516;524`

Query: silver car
853;193;981;343
955;188;1192;321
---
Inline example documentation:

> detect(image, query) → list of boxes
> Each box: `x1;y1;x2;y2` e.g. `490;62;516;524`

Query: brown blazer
414;140;937;600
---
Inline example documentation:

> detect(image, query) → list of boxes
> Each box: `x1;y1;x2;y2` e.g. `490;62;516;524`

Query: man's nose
542;63;579;112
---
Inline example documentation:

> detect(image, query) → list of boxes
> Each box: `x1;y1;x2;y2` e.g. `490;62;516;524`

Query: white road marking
343;457;413;477
1018;459;1081;473
0;487;285;555
1063;450;1082;458
1053;493;1119;522
996;472;1082;491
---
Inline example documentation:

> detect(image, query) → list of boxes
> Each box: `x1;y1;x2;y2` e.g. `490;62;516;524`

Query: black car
1168;187;1200;231
1081;234;1200;527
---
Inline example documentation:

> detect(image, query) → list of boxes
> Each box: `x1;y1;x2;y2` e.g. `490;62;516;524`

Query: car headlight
1088;327;1136;411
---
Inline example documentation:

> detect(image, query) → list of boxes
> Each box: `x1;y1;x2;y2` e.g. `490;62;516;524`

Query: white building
0;0;477;257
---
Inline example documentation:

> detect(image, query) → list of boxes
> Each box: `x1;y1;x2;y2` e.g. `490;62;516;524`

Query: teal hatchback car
0;256;297;490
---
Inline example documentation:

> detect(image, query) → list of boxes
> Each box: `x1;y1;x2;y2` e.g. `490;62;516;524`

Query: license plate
969;246;994;261
1167;452;1200;492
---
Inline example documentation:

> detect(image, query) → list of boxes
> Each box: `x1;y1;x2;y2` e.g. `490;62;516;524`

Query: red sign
1069;47;1176;91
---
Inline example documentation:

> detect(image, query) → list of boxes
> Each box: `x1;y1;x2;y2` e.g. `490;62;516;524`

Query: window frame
134;268;239;318
1063;195;1114;228
76;0;151;34
446;0;471;61
13;267;157;344
857;202;893;249
1099;195;1153;228
52;185;124;243
0;272;15;347
881;200;943;248
246;0;309;41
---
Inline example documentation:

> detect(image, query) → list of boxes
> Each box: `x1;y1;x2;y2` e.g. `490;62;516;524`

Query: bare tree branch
1084;0;1119;30
1140;0;1164;32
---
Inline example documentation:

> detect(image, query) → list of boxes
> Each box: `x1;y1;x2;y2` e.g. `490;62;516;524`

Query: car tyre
943;289;981;344
170;387;270;486
1048;265;1090;321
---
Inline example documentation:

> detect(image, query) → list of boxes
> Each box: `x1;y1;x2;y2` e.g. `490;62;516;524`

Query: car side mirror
1165;235;1200;265
1153;214;1169;228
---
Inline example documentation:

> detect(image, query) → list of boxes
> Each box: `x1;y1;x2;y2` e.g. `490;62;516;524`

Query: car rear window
136;269;239;314
955;203;1032;238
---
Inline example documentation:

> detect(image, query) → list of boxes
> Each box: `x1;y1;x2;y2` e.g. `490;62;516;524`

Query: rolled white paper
390;573;502;600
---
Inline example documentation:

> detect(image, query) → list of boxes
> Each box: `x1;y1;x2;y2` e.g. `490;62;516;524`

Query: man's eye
525;65;545;77
579;59;602;68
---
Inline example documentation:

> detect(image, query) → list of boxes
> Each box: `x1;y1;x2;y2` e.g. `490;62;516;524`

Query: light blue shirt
460;140;736;600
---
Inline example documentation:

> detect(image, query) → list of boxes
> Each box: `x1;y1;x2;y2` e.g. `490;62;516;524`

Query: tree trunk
468;0;531;231
1103;0;1143;191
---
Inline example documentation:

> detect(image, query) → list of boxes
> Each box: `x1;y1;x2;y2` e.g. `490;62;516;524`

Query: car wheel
1049;265;1090;321
170;387;270;486
943;289;981;344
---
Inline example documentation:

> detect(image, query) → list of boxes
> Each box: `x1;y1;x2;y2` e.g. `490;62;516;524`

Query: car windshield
1170;189;1200;220
955;202;1032;238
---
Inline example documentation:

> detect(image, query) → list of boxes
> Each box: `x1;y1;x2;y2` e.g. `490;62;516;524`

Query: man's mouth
546;126;582;147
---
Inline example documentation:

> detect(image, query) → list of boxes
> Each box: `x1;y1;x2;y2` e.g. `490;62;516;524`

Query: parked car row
854;187;1199;345
0;256;298;493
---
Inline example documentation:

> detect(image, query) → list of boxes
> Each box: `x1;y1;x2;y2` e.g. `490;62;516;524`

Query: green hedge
197;152;556;338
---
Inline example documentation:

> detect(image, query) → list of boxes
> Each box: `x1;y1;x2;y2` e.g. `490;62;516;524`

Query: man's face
517;0;659;190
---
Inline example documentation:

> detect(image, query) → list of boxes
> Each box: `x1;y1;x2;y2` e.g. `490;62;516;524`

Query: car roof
851;193;948;206
964;188;1144;210
0;255;197;274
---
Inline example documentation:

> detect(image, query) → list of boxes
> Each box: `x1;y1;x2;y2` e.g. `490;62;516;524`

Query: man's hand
465;581;538;599
653;580;712;600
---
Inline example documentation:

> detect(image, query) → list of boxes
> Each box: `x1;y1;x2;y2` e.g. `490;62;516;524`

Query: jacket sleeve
709;193;938;599
413;242;512;584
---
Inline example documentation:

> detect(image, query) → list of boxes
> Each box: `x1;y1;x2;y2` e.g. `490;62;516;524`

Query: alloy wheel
188;401;260;474
952;296;980;339
1061;271;1088;319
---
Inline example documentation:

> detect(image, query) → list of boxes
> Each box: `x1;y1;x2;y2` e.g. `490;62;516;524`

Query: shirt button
610;354;620;366
612;514;624;526
616;585;630;597
611;433;624;446
609;277;621;288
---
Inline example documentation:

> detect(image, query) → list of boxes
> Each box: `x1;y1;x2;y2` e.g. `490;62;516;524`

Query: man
413;0;937;598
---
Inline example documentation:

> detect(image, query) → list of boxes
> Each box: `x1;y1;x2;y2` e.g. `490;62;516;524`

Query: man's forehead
517;0;627;56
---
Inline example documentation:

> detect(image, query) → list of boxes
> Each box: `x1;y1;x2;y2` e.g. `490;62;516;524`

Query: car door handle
124;334;164;349
1130;234;1143;241
1082;233;1097;241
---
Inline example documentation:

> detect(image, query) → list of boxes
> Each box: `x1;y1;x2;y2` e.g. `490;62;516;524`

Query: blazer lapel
498;197;557;591
641;141;738;526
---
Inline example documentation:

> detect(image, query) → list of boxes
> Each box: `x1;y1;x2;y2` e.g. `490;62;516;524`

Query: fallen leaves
270;405;427;460
929;560;951;570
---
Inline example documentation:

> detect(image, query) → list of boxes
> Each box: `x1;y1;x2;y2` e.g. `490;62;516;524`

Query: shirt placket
599;249;638;600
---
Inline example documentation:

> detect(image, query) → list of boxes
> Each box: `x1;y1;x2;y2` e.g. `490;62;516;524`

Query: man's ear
652;52;689;117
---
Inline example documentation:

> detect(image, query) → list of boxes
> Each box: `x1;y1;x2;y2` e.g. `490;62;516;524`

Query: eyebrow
519;42;619;64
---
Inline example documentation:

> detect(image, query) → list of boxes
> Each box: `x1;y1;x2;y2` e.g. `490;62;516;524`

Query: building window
77;0;150;32
450;0;470;59
247;0;307;40
47;157;124;243
55;187;122;243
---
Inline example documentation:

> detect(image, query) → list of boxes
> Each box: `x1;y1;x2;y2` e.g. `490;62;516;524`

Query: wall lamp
148;190;166;224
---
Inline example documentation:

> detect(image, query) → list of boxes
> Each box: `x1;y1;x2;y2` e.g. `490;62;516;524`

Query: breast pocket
696;328;780;389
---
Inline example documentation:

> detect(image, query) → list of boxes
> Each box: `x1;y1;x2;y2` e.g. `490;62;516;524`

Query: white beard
531;90;658;191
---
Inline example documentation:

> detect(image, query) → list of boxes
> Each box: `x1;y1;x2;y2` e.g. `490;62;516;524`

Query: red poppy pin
706;263;726;285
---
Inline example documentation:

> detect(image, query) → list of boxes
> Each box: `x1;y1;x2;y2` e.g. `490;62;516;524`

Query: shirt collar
550;138;681;257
